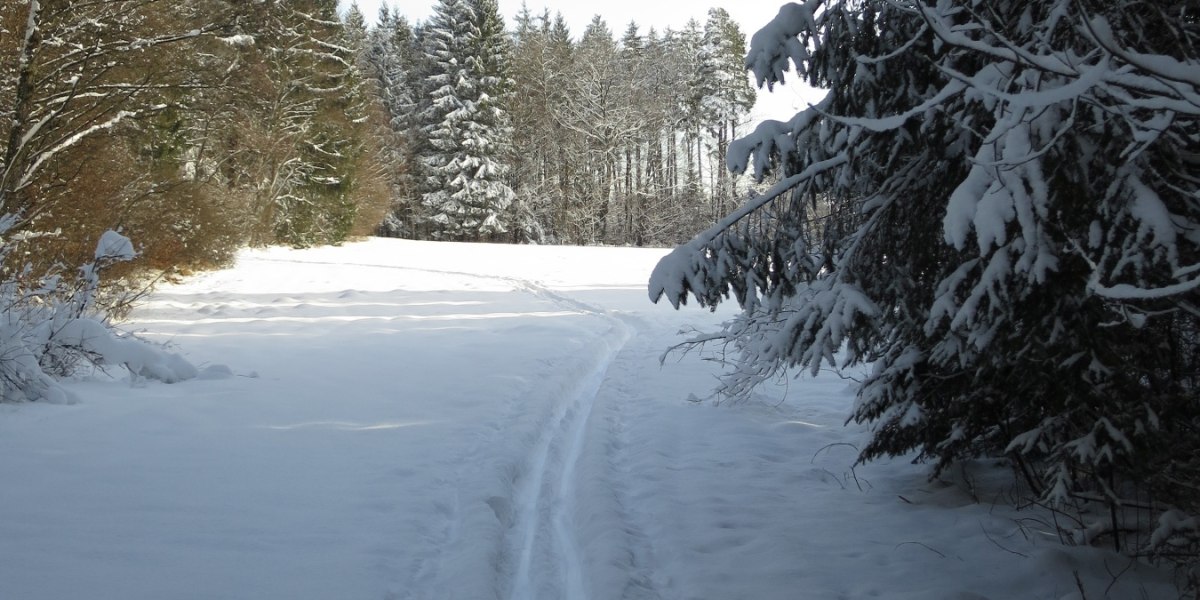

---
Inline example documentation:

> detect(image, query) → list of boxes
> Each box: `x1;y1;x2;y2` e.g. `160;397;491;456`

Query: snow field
0;238;1179;600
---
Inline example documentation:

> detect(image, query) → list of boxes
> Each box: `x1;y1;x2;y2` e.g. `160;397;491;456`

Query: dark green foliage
652;0;1200;581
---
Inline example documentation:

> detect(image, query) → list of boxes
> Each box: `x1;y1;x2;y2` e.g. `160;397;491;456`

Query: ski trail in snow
505;280;636;600
250;254;641;599
508;324;628;600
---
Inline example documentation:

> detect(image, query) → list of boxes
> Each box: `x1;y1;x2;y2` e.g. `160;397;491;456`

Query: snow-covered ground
0;239;1179;599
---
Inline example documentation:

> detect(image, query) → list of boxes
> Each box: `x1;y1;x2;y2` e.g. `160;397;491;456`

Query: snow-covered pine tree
228;0;380;247
674;19;708;205
651;0;1200;575
509;8;579;242
470;0;523;242
506;6;562;243
275;0;374;246
343;2;367;52
417;0;515;241
365;6;422;237
698;9;756;218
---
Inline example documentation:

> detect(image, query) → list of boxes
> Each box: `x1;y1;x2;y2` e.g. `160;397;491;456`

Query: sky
338;0;825;121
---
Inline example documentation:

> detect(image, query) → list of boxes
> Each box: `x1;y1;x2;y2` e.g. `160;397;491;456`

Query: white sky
338;0;825;122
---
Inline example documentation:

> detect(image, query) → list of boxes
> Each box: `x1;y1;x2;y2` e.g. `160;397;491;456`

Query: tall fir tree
365;6;422;237
417;0;515;241
676;18;707;200
699;8;755;217
223;0;382;247
277;0;377;246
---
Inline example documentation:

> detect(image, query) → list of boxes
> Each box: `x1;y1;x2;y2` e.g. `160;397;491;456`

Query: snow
51;318;197;384
219;34;256;47
745;1;821;89
1087;15;1200;88
0;238;1178;599
95;230;136;261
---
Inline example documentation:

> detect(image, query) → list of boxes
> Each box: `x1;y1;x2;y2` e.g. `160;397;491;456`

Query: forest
1;0;758;280
359;0;759;246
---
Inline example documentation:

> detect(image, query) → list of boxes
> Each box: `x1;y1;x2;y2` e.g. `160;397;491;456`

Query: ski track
508;322;629;600
251;254;642;599
504;279;635;600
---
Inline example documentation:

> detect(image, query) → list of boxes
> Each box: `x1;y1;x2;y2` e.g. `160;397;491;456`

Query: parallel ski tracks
508;321;629;600
507;277;635;600
256;256;643;600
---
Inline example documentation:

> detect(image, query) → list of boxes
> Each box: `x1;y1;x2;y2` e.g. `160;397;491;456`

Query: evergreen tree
222;0;384;247
699;8;755;217
366;6;422;237
543;12;576;240
507;5;559;242
343;2;367;51
652;0;1200;578
275;0;376;246
417;0;515;241
675;18;707;200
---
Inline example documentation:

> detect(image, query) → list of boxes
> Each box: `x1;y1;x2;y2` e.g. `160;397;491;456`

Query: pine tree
651;0;1200;577
275;0;376;246
543;12;575;241
365;6;422;237
507;5;560;242
675;18;707;201
417;0;515;241
223;0;382;247
343;2;367;51
699;8;755;217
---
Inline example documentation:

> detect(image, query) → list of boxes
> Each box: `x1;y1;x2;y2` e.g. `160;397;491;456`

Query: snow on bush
1;225;197;403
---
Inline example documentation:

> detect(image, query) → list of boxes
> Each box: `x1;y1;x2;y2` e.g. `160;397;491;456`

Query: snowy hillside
0;239;1177;599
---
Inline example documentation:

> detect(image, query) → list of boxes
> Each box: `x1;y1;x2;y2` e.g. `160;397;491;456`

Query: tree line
0;0;389;400
352;0;758;245
3;0;759;280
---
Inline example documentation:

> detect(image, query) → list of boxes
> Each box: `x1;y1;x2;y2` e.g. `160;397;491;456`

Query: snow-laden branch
727;95;831;178
14;110;140;193
745;0;825;89
649;152;848;307
913;2;1078;77
1088;275;1200;301
1083;15;1200;88
821;80;967;132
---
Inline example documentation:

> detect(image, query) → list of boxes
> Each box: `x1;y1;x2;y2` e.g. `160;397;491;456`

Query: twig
980;521;1030;559
819;468;847;490
1074;570;1089;600
847;466;871;492
895;541;946;559
811;442;860;464
1103;557;1136;597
